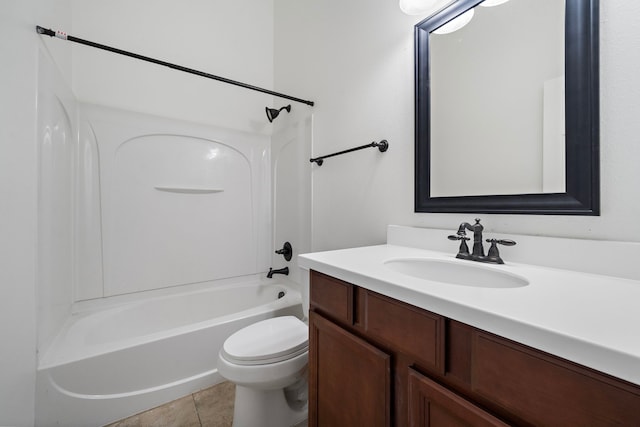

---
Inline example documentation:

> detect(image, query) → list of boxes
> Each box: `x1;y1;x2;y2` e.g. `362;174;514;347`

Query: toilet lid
221;316;308;365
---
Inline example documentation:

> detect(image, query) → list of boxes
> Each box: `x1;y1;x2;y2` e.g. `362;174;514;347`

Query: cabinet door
309;311;391;427
408;369;509;427
472;332;640;426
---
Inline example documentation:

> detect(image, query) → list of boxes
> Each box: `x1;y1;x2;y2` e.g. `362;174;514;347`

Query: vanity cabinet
408;369;508;427
309;312;391;426
308;270;640;426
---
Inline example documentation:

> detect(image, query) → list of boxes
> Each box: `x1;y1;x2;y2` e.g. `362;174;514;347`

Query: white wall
0;0;72;424
71;0;277;134
274;0;640;251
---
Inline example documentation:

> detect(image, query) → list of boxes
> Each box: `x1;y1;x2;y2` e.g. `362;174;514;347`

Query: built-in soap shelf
154;186;224;194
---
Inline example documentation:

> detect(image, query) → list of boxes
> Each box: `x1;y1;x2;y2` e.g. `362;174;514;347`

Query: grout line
192;393;204;427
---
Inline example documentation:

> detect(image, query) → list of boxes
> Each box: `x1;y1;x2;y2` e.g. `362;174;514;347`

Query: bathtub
35;277;303;427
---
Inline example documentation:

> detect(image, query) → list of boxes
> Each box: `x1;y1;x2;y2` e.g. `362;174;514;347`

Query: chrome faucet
448;218;516;264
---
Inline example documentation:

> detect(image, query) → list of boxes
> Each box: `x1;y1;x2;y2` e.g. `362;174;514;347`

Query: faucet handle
449;234;471;259
487;239;516;246
448;234;470;241
275;241;293;261
485;239;516;264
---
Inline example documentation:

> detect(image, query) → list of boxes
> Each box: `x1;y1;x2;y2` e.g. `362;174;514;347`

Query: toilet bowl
218;315;308;427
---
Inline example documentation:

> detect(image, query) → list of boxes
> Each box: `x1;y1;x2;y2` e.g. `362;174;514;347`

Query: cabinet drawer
363;290;444;372
473;332;640;425
409;368;508;427
310;270;354;325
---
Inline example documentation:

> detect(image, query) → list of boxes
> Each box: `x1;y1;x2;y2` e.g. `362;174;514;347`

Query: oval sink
384;258;529;288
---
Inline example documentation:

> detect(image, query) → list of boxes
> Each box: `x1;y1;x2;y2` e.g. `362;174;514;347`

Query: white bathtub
35;277;303;427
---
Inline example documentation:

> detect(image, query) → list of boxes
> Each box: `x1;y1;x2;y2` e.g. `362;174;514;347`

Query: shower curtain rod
36;26;315;107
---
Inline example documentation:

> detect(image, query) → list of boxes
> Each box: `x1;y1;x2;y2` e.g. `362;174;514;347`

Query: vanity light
433;8;474;34
479;0;510;6
399;0;450;16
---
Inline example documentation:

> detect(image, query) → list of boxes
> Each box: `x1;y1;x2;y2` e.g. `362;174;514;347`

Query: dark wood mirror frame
415;0;599;215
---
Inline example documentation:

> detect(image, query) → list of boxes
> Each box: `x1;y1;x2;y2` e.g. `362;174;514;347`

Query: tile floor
104;381;307;427
105;381;235;427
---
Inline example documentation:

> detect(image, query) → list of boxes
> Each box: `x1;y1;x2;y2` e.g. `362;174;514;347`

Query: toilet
217;315;309;427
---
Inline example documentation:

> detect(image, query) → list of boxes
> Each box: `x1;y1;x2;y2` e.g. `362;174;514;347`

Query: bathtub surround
271;108;313;286
33;91;310;425
75;104;272;299
37;39;77;361
30;78;312;425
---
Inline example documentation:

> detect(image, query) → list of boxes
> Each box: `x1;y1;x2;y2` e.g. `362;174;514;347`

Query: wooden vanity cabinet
309;311;391;427
408;369;509;427
470;330;640;425
309;271;446;426
309;270;640;426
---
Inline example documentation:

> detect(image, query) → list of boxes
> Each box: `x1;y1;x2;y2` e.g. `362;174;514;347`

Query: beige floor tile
105;382;237;427
134;395;201;427
193;381;235;427
104;414;142;427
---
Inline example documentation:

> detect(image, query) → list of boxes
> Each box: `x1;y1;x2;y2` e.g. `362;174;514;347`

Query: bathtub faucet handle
267;267;289;278
275;242;293;262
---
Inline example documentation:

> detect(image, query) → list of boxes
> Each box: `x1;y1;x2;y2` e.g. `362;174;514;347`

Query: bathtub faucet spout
267;267;289;278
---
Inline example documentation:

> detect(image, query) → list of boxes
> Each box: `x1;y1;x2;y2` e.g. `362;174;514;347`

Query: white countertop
299;242;640;386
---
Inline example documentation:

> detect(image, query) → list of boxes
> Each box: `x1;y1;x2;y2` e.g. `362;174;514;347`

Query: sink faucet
448;218;516;264
267;266;289;278
460;218;485;257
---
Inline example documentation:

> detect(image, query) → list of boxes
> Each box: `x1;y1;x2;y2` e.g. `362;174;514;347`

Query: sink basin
384;258;529;288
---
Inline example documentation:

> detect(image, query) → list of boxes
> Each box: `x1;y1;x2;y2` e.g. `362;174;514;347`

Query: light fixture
433;8;474;34
265;105;291;123
398;0;450;16
479;0;510;6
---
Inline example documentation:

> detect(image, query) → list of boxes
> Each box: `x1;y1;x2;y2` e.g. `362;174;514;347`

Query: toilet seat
221;316;308;365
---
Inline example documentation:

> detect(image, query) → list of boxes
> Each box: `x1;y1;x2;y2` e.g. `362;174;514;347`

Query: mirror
414;0;599;214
